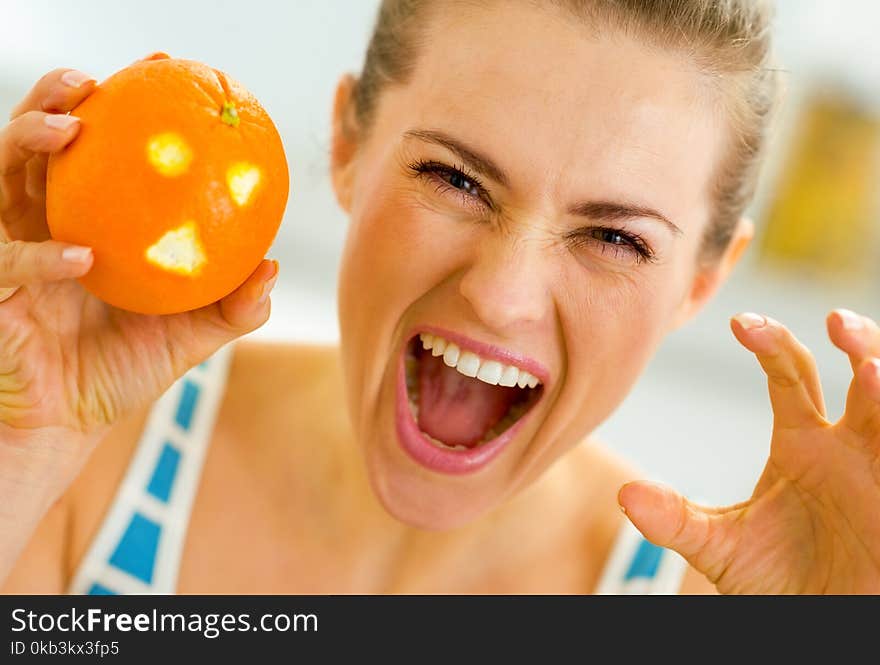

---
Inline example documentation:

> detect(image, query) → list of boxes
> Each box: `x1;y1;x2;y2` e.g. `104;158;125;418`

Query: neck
295;345;414;552
263;342;615;591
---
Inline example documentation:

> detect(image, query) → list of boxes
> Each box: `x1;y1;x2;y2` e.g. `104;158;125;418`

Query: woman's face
335;3;749;529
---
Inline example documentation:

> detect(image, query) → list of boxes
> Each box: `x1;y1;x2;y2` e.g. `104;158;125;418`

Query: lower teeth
423;432;468;451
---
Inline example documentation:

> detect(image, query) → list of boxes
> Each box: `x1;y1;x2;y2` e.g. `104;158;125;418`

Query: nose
458;236;550;331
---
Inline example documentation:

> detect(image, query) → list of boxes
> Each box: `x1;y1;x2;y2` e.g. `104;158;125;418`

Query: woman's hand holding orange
0;64;277;583
620;309;880;593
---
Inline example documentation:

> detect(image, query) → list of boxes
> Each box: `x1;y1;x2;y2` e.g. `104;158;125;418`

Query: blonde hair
351;0;779;266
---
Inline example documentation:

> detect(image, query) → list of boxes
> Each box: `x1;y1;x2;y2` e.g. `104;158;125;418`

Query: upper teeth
419;333;541;389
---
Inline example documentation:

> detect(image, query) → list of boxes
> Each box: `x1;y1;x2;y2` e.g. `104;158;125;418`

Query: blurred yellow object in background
758;92;880;282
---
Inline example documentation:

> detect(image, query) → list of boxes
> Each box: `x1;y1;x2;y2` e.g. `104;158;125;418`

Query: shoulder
63;339;341;582
533;437;640;592
227;338;341;390
566;435;642;537
217;338;346;446
516;434;640;531
563;438;713;594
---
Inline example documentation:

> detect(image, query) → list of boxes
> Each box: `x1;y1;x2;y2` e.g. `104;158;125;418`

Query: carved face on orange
47;57;289;315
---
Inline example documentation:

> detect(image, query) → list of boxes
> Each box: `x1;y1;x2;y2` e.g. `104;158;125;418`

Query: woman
1;0;878;594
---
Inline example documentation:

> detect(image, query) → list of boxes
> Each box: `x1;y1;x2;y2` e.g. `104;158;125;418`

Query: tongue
417;351;519;448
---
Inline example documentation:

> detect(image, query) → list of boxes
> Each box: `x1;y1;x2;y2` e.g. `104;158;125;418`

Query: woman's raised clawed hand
620;309;880;593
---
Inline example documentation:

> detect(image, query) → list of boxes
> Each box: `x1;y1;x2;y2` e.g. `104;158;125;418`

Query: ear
330;73;360;213
670;217;755;332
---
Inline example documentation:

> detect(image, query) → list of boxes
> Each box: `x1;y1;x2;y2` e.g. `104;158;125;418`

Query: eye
446;169;480;197
407;159;492;211
566;227;656;265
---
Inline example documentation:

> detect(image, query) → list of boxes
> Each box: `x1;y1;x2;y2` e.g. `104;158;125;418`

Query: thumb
618;480;740;583
165;259;279;367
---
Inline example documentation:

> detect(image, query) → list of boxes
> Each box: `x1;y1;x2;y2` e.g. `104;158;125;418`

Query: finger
826;309;880;375
839;357;880;442
0;224;11;302
731;313;827;429
618;481;741;584
135;52;171;64
827;310;880;442
0;112;81;219
0;239;93;289
25;153;50;207
9;68;96;120
3;153;52;243
164;259;279;367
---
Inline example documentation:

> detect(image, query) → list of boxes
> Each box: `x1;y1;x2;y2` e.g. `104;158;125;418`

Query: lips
394;328;546;475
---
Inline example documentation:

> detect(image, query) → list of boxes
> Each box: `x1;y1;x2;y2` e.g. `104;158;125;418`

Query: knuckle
10;70;67;120
0;286;19;303
764;366;800;389
767;334;818;386
774;323;798;349
671;497;691;544
797;337;816;358
859;357;880;388
42;68;70;88
256;302;272;328
1;113;48;174
0;239;20;270
870;323;880;353
0;240;27;277
2;112;31;142
14;109;43;127
797;343;820;373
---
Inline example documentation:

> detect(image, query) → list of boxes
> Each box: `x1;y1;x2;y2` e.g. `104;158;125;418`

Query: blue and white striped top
67;343;688;595
67;344;234;595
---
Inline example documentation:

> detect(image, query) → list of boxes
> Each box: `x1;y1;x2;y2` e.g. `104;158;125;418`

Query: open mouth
395;329;544;473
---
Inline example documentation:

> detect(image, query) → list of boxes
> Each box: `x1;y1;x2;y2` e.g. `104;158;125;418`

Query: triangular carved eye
227;162;262;207
145;221;207;276
146;132;193;177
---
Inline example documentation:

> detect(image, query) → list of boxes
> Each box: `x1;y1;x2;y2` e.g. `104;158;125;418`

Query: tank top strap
593;516;689;594
67;343;235;595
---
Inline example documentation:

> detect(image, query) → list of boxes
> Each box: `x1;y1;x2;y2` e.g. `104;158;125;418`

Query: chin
362;444;507;531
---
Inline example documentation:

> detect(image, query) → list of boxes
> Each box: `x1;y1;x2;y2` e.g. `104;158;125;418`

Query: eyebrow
404;128;510;188
404;127;682;236
569;201;683;236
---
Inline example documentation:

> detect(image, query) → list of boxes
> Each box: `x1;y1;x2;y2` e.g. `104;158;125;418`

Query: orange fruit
46;56;289;314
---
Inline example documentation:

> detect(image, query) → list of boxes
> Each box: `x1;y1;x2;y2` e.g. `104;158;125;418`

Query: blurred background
1;1;877;506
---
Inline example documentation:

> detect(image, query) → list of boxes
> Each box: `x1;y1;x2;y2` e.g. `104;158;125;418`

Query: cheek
340;138;490;320
340;187;463;322
573;281;668;370
337;174;468;423
553;264;678;433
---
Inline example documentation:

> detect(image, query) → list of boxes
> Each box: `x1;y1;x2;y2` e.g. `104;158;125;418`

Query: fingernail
836;309;863;331
60;70;95;88
618;504;627;515
258;276;278;304
44;114;80;131
733;312;767;330
61;246;92;263
256;261;279;304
